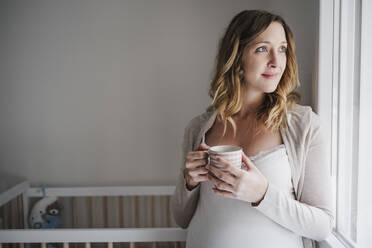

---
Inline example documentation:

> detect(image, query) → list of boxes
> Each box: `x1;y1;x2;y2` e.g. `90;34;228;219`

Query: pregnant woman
171;10;334;248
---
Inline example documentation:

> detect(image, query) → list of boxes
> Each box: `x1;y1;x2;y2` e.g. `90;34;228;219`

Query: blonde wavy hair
206;10;301;138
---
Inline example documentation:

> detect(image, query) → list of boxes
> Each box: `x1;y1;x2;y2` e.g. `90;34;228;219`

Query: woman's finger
212;187;235;198
212;156;241;176
185;157;208;169
207;173;234;193
242;152;255;170
194;174;208;183
187;150;208;160
189;167;209;177
206;164;236;186
195;143;210;151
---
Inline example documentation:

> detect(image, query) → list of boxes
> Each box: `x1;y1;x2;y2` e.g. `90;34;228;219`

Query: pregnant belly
186;181;302;248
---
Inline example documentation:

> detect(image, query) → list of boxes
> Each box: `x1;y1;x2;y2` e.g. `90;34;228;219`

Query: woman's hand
183;143;210;190
206;152;269;205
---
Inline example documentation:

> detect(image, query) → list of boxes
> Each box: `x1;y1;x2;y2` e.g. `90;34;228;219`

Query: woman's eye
280;46;288;52
255;46;267;52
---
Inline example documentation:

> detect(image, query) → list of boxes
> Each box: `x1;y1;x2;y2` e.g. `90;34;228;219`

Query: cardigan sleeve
254;111;334;241
170;120;201;228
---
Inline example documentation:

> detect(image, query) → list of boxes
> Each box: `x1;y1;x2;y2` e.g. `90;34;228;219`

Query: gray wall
0;0;318;187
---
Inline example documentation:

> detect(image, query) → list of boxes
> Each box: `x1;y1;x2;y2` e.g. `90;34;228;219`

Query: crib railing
27;186;178;229
0;181;187;248
0;228;187;247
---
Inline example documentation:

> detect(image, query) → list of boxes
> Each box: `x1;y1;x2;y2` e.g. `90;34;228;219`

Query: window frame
316;0;371;247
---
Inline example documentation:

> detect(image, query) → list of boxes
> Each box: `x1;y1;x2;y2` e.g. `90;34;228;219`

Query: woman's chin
263;84;279;93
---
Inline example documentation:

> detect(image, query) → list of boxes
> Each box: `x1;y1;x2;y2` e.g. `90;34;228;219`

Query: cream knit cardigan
171;104;334;248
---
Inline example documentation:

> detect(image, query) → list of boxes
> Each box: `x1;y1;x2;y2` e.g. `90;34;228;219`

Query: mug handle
203;150;210;165
241;162;247;169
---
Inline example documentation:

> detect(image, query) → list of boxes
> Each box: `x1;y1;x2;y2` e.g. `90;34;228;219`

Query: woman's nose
268;51;279;67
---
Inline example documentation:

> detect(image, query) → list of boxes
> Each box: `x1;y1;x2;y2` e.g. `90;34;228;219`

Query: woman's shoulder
185;107;215;130
287;103;312;116
284;104;326;150
286;103;322;131
183;107;216;141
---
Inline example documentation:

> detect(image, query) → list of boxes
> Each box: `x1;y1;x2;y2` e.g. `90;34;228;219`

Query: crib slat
103;196;108;228
10;199;16;229
165;196;170;227
2;202;9;229
17;195;24;228
150;196;155;227
130;195;139;248
164;196;172;248
136;196;140;227
133;196;139;228
63;243;69;248
149;196;156;248
87;197;93;228
22;193;29;229
119;196;124;228
71;198;77;228
119;196;124;248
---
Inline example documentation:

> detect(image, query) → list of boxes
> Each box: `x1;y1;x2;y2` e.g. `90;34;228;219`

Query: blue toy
29;185;63;229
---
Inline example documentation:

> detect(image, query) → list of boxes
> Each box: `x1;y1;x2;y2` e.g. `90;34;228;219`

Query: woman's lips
261;73;278;79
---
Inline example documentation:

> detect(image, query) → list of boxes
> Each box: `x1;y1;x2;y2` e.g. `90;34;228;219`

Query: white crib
0;181;187;248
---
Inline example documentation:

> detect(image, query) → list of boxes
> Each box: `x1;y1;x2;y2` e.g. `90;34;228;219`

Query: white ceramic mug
205;145;243;170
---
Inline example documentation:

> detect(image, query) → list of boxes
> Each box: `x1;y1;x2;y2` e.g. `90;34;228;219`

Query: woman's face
241;22;287;94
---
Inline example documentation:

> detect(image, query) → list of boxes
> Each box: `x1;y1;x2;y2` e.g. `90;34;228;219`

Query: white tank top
186;136;303;248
